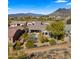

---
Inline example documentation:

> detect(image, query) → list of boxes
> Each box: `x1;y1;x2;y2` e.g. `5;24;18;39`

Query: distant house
10;21;27;27
10;21;49;32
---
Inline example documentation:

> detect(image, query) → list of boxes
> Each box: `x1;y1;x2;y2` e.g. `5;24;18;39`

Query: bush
49;38;56;45
8;57;16;59
38;33;44;43
15;41;21;50
44;36;49;42
30;33;37;40
20;33;29;41
17;54;27;59
61;39;64;41
46;21;65;40
8;42;13;47
25;40;35;48
38;33;49;43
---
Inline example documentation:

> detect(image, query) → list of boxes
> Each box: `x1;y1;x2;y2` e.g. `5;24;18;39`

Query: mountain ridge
8;13;44;17
49;8;71;17
8;8;71;17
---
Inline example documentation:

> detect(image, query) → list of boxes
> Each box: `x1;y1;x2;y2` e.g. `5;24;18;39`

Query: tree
25;40;34;48
49;38;56;45
46;21;65;40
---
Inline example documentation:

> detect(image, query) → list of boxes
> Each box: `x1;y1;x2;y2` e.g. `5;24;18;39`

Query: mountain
49;8;71;18
8;13;43;17
8;8;71;18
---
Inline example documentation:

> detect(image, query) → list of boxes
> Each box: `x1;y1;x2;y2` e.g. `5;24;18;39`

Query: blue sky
8;0;71;14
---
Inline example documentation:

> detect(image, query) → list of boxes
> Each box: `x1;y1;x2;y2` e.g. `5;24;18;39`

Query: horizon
8;7;71;15
8;0;71;14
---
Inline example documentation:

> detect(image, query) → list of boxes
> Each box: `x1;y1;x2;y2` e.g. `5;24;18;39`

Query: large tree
46;21;65;40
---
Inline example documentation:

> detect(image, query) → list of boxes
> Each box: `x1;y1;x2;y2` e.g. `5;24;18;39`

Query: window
45;32;48;35
17;24;20;26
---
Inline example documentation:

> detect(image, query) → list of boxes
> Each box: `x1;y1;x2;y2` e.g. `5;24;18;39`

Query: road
9;43;70;58
23;43;69;54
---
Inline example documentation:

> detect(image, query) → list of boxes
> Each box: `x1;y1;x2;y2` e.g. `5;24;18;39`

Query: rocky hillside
49;8;71;18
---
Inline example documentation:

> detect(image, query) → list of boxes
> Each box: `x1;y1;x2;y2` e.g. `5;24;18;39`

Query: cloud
67;2;71;6
30;10;35;13
55;0;67;3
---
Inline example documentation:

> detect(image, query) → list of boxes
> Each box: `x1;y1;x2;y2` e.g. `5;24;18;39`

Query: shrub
38;33;44;43
61;39;64;41
17;54;27;59
15;41;21;50
8;57;16;59
38;33;49;43
46;21;65;40
20;33;29;41
8;42;13;47
25;40;35;48
44;36;49;42
49;38;56;45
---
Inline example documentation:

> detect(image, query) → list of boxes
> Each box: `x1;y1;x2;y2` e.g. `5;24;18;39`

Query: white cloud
30;10;35;13
67;2;71;6
30;10;35;12
55;0;67;3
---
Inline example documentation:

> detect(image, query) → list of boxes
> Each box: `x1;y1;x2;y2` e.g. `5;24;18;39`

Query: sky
8;0;71;15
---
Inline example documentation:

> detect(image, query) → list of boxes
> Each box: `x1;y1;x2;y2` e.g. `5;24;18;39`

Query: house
10;21;27;27
8;21;51;41
27;21;51;37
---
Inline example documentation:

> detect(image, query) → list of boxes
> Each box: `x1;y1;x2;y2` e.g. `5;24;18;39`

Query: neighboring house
10;21;27;27
27;21;47;32
10;21;50;33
